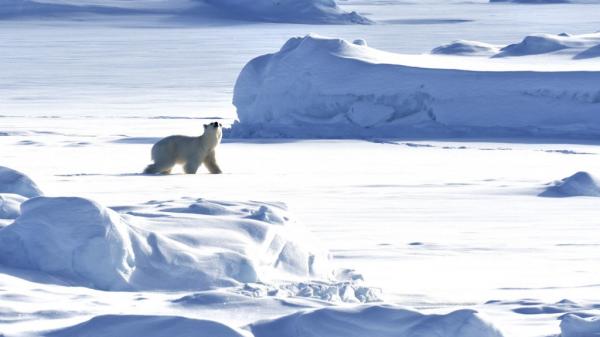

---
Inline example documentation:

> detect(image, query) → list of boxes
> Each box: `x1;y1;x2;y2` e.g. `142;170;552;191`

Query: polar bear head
203;121;223;145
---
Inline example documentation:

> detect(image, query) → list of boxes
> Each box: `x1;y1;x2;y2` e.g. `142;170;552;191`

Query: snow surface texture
229;34;600;139
0;166;43;198
46;315;249;337
0;194;333;291
250;305;504;337
0;0;370;24
539;171;600;197
560;314;600;337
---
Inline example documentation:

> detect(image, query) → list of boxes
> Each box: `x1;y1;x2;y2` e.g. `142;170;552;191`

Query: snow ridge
229;34;600;139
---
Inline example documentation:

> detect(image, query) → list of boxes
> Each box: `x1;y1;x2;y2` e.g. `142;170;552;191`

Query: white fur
144;123;223;174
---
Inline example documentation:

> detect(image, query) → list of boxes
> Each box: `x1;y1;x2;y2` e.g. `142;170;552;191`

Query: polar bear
144;122;223;175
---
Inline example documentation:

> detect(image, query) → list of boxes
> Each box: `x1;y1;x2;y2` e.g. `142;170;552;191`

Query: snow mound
46;315;247;337
0;197;136;290
574;44;600;59
0;196;332;291
228;34;600;139
432;40;500;56
0;166;43;198
539;172;600;197
496;34;573;57
204;0;371;25
249;306;504;337
560;314;600;337
432;33;600;59
0;194;28;219
496;33;600;57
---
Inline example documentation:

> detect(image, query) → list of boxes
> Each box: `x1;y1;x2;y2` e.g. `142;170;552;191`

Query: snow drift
497;33;600;58
560;314;600;337
203;0;371;24
433;33;600;59
539;171;600;197
0;195;332;291
0;166;43;198
46;315;248;337
229;34;600;139
432;40;500;56
249;305;504;337
47;307;504;337
0;0;370;24
0;197;136;290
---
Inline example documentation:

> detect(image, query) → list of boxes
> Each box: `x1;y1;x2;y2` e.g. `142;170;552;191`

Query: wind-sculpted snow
0;197;136;290
433;33;600;59
46;315;249;337
204;0;371;24
46;307;504;337
0;166;43;198
249;306;504;337
432;40;500;56
539;171;600;197
0;195;333;291
560;314;600;337
0;194;28;220
229;34;600;139
0;0;370;24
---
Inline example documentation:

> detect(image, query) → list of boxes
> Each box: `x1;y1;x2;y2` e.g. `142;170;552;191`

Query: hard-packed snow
539;171;600;197
0;193;333;291
0;166;43;198
250;306;504;337
229;34;600;139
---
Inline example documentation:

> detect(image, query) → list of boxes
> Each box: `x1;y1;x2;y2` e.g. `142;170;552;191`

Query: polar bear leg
183;160;201;174
203;150;222;174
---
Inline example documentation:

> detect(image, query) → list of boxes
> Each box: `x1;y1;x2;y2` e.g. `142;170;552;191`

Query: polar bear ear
203;124;208;128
